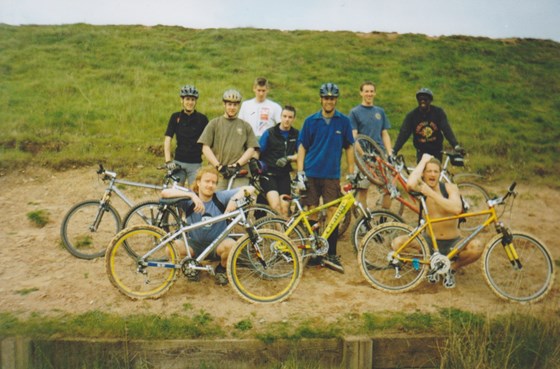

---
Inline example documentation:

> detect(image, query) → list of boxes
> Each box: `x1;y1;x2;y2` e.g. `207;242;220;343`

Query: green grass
26;209;50;228
1;25;559;185
2;310;558;368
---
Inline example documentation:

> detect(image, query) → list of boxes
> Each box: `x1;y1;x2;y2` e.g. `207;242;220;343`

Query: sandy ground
0;166;558;329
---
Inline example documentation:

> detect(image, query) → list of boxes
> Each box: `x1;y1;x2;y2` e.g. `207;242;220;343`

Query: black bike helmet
319;82;340;97
180;85;199;98
416;87;433;100
222;89;242;103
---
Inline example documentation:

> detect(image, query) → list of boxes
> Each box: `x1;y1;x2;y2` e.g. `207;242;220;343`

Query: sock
327;225;339;256
215;264;226;273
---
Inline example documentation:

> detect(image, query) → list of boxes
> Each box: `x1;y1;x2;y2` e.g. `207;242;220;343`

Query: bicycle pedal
427;273;440;284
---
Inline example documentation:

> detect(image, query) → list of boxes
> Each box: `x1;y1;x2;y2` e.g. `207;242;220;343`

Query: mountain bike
105;190;302;304
254;173;405;267
121;165;278;237
358;182;555;303
60;164;179;260
354;134;490;231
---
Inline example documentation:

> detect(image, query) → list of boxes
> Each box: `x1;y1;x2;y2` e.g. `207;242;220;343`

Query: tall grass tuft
440;311;560;369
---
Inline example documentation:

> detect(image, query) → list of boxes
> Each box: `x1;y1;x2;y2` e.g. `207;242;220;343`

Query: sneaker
214;265;228;286
323;255;345;274
443;270;456;289
306;256;324;267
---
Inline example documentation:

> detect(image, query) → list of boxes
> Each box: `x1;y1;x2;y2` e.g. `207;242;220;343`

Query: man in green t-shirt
198;89;260;190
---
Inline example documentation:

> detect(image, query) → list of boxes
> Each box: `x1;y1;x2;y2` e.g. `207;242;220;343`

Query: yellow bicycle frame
284;191;356;248
393;204;503;264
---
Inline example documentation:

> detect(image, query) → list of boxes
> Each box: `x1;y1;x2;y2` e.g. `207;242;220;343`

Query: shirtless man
403;153;482;288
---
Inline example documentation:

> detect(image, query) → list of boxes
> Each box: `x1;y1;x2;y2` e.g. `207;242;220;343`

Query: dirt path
0;167;558;328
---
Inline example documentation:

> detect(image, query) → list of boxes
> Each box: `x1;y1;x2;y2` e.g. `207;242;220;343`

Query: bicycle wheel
254;216;311;265
359;222;429;293
227;230;302;304
105;225;179;300
60;200;121;259
122;200;181;232
482;232;554;303
351;210;405;253
231;204;279;237
354;134;387;187
457;182;490;231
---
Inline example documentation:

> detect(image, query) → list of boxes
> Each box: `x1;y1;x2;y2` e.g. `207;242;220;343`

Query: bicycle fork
496;222;522;269
91;190;113;231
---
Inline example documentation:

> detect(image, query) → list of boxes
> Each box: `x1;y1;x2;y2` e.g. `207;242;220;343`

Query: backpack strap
212;193;226;214
439;182;449;199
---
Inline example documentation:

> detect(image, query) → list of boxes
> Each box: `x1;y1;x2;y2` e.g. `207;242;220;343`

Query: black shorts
424;236;461;256
260;174;291;196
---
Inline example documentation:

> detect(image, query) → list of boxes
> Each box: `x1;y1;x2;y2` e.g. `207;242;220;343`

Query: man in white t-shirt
239;77;282;138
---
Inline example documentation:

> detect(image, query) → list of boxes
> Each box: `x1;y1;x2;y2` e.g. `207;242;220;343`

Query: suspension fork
496;222;522;269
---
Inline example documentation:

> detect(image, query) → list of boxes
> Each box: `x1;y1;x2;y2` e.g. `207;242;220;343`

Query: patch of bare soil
0;167;558;328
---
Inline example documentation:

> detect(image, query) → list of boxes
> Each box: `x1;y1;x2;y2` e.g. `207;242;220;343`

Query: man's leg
214;238;236;285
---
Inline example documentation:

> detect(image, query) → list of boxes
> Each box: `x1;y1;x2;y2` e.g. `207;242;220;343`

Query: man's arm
225;185;256;212
407;154;462;215
345;145;355;174
438;109;459;148
381;130;392;156
297;144;306;172
161;187;205;213
236;148;256;167
164;136;173;163
392;115;413;154
202;145;220;168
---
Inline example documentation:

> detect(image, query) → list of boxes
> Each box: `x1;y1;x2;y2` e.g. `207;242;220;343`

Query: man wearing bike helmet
198;89;259;190
392;88;465;163
164;85;209;186
296;82;355;273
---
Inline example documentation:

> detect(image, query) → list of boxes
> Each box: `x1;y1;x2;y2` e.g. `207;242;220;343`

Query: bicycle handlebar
487;182;517;207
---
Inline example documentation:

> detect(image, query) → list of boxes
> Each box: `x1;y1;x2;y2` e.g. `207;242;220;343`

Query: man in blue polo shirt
296;82;355;273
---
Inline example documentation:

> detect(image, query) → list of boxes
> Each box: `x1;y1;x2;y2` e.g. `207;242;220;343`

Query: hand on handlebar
454;145;466;156
218;165;234;179
295;171;308;191
165;161;178;171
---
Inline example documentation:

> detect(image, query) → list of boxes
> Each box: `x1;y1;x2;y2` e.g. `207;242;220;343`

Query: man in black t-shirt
164;85;209;185
392;88;464;163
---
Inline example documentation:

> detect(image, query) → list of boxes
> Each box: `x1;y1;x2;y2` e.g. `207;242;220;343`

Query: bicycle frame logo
323;196;354;237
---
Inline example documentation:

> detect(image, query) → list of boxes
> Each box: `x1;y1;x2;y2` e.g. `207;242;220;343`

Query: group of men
162;77;481;288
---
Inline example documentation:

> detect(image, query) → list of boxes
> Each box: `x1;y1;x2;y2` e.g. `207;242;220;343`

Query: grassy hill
1;24;559;185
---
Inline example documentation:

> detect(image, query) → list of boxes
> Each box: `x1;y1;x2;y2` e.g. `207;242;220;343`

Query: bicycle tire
227;230;302;304
122;200;181;232
359;222;429;293
121;200;182;258
60;200;121;259
351;210;405;253
354;134;387;187
482;232;554;303
231;204;279;237
457;182;491;231
105;225;179;300
254;216;312;265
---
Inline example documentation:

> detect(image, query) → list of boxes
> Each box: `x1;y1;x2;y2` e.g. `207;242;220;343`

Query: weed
27;209;50;228
15;287;39;295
